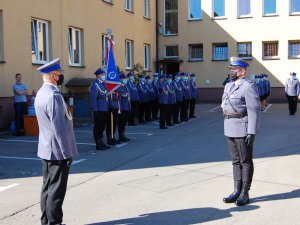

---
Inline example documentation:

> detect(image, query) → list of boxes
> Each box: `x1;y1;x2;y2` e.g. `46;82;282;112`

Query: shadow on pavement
252;188;300;203
85;205;259;225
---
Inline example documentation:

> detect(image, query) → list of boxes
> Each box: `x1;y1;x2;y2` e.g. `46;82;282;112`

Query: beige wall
158;0;300;88
0;0;157;97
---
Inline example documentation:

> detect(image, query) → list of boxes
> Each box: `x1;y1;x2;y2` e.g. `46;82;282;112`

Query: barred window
164;0;178;35
238;0;251;17
165;46;178;58
213;43;228;60
289;41;300;58
189;44;203;61
263;41;279;59
238;42;252;59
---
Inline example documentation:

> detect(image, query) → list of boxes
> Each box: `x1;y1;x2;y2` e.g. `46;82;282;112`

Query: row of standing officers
89;69;199;150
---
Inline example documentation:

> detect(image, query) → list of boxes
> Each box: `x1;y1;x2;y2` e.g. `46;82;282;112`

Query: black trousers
152;99;159;119
138;102;147;123
41;159;69;225
93;111;108;140
174;101;183;123
117;110;129;136
287;96;298;114
189;98;196;117
166;104;175;125
106;109;118;139
181;98;190;121
145;101;154;121
128;100;139;125
226;137;254;184
159;104;168;128
14;102;27;133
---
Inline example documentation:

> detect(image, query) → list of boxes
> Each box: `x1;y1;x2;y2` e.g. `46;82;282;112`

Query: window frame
212;43;228;61
189;44;204;61
144;44;151;71
237;42;252;59
31;18;50;64
68;27;83;67
188;0;202;20
290;0;300;15
164;0;179;35
212;0;226;19
237;0;252;18
288;40;300;59
263;0;278;16
262;41;279;60
125;39;134;69
0;10;4;62
144;0;150;18
165;45;179;58
125;0;133;12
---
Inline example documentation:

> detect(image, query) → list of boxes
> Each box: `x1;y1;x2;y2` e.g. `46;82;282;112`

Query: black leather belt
224;112;247;119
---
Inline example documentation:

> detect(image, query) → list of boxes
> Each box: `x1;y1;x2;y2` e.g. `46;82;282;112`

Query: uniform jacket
285;77;300;97
166;82;176;104
89;79;109;112
222;78;260;138
126;80;139;101
152;80;159;99
173;80;183;101
138;81;149;103
35;83;78;160
181;80;191;99
146;81;156;101
117;84;130;111
189;80;199;99
158;82;168;104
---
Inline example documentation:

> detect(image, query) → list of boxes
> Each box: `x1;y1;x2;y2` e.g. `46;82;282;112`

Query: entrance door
166;62;180;76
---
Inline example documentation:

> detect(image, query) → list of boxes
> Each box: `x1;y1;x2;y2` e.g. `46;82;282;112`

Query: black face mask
229;71;239;81
56;74;64;86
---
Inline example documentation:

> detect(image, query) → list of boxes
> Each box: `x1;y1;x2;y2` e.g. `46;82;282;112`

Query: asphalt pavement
0;103;300;225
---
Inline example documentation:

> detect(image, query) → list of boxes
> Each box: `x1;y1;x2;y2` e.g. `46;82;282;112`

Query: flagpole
110;93;114;140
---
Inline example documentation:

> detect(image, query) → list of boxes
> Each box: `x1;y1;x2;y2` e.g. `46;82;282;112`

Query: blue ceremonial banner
105;39;121;94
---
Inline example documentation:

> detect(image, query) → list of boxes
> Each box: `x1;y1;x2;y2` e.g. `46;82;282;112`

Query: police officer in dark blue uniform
145;75;155;121
181;73;191;122
222;57;260;206
173;73;183;124
189;73;199;118
126;72;139;125
89;68;111;150
137;74;148;123
152;73;160;120
106;89;119;145
158;75;168;129
166;74;176;126
116;73;130;142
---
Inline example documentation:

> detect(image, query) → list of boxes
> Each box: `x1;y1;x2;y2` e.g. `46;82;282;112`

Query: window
212;43;228;60
189;44;203;61
164;0;178;35
31;18;49;63
0;10;4;61
264;0;277;15
165;46;178;58
189;0;202;20
213;0;225;18
263;41;279;59
101;34;111;66
290;0;300;14
238;42;252;59
68;27;83;66
238;0;251;17
288;40;300;58
144;0;150;18
125;0;133;11
144;44;150;70
125;39;133;69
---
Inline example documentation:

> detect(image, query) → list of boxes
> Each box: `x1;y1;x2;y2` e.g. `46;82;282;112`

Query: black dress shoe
107;139;116;145
166;123;174;126
160;126;168;129
189;116;197;119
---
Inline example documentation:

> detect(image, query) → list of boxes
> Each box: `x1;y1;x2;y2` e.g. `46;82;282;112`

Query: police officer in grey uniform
285;72;300;115
35;58;78;225
222;57;260;206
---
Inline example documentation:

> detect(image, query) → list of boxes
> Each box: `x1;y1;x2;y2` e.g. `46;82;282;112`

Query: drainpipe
155;0;159;73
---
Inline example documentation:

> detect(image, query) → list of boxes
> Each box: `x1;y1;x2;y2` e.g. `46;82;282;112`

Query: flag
105;38;121;94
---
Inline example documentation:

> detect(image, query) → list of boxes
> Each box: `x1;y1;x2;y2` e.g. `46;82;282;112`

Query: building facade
0;0;157;129
157;0;300;101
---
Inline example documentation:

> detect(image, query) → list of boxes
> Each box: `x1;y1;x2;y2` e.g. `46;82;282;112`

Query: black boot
107;138;116;146
235;182;251;206
100;139;111;149
119;133;130;142
95;139;108;150
223;180;242;203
